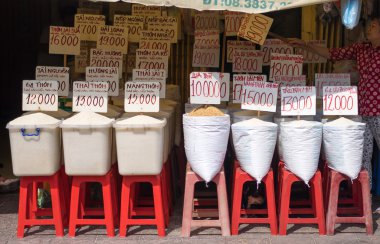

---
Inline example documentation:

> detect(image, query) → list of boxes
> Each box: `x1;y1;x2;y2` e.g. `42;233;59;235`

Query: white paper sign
135;49;169;77
281;86;316;116
132;69;166;98
124;81;160;112
294;40;327;64
273;75;306;98
225;12;245;36
269;53;303;81
227;40;256;63
315;73;351;98
35;66;69;97
86;67;119;96
260;39;293;65
190;72;229;104
241;80;278;112
90;49;123;78
72;81;108;113
22;80;58;111
323;86;358;116
232;74;266;103
233;50;264;73
192;48;220;68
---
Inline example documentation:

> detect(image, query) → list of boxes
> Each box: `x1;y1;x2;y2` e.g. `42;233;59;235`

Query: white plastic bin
23;109;72;119
61;111;114;176
100;107;122;165
162;99;183;146
7;113;61;176
114;115;166;175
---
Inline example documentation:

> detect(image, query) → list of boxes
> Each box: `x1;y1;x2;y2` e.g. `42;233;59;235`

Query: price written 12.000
26;94;57;105
126;93;157;105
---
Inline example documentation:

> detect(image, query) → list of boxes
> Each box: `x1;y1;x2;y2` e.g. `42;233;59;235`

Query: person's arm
288;39;331;59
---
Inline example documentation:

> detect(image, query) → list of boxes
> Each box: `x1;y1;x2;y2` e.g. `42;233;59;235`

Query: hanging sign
97;25;128;54
226;40;256;63
269;53;303;81
194;12;220;30
135;49;169;76
260;39;293;65
232;74;266;103
294;40;327;63
146;16;178;43
35;66;70;97
281;86;316;116
49;26;80;55
72;81;108;113
114;15;144;43
225;12;245;36
131;4;162;16
22;80;58;112
140;30;172;41
125;81;160;112
238;14;273;45
89;49;123;78
192;30;220;68
274;75;306;98
86;67;119;96
323;86;358;116
241;79;278;112
75;48;88;74
132;69;167;98
233;50;264;73
74;14;106;41
189;72;227;104
315;73;351;98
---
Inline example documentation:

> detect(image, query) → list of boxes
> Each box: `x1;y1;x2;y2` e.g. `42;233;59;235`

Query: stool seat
181;163;230;237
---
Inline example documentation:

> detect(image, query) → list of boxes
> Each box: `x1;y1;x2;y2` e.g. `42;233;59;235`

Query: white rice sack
232;118;277;184
280;120;323;185
274;117;295;161
183;114;230;183
323;117;365;180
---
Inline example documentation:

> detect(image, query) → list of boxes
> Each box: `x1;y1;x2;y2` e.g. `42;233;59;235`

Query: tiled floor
1;191;380;244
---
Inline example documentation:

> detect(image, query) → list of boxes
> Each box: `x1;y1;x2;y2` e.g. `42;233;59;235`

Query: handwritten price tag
241;80;278;112
90;49;123;78
225;12;245;36
35;66;69;97
22;80;58;112
232;74;266;103
136;49;169;77
189;72;226;105
260;39;293;66
49;26;80;55
269;53;303;81
86;67;119;96
192;48;220;68
315;73;351;98
74;14;106;41
139;40;171;52
97;25;128;54
131;5;161;16
140;30;172;41
295;40;327;64
125;82;160;112
194;30;220;49
227;40;256;63
146;16;178;43
233;50;264;73
195;12;220;30
75;48;88;74
281;86;316;116
323;86;358;116
114;15;144;42
274;75;306;98
73;81;108;113
133;69;166;98
238;14;273;45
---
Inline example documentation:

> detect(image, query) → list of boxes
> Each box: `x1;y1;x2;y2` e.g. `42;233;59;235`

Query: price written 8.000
203;0;291;9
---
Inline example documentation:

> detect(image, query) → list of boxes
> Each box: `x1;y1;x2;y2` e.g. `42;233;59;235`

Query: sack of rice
323;117;365;180
232;118;277;184
183;106;230;183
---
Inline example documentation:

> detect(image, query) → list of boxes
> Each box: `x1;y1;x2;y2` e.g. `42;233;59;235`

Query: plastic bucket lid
60;111;114;128
114;115;167;129
7;113;61;129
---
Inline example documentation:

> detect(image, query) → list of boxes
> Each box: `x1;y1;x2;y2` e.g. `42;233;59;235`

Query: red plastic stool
119;169;166;237
68;167;118;237
278;166;326;235
325;168;373;235
181;164;230;237
17;169;66;238
231;162;278;235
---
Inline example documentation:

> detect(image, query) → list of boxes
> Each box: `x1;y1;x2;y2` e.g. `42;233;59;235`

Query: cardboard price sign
232;74;266;103
135;49;169;77
323;86;358;116
194;30;220;49
238;14;273;46
75;48;88;73
192;48;220;68
22;80;58;112
124;82;160;112
133;69;166;98
49;26;80;55
73;81;108;113
274;75;306;98
195;12;220;30
74;14;106;41
146;16;178;43
189;72;225;104
281;86;316;116
295;40;327;64
241;80;278;112
315;73;351;98
226;40;256;63
260;39;293;66
35;66;70;97
114;15;144;43
97;25;128;54
139;40;171;52
86;67;119;96
131;4;161;16
140;30;172;41
269;53;303;81
225;12;245;36
233;50;264;73
90;49;123;78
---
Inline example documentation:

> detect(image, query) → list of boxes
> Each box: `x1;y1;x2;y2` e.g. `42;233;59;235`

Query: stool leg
160;170;170;227
265;171;278;235
111;172;119;227
312;173;326;235
17;178;28;238
102;176;115;237
119;177;131;237
326;172;340;236
215;172;231;236
279;175;291;235
27;182;36;220
69;179;81;237
50;175;64;237
360;172;373;235
231;172;243;235
153;175;166;237
181;174;195;237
